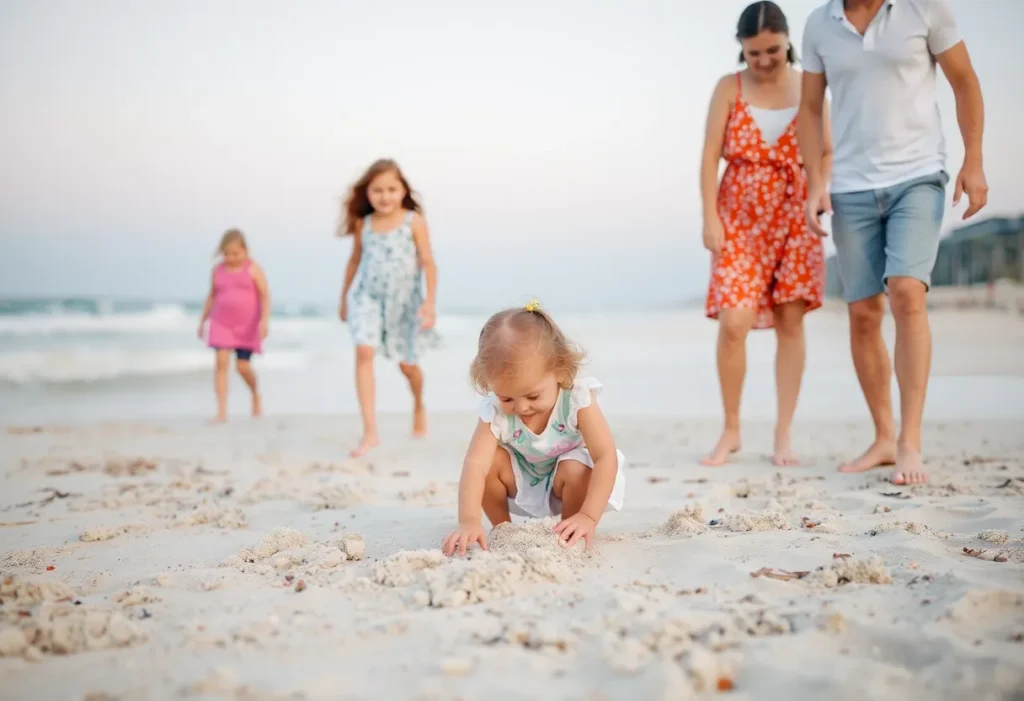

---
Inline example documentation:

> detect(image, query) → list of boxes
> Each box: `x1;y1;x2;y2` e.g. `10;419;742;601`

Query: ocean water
1;297;1022;425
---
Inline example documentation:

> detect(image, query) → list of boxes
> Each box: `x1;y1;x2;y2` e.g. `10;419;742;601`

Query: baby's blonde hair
216;229;247;255
470;302;585;394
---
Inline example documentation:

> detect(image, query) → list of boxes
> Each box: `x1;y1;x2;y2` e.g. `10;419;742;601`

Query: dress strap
735;71;742;96
404;209;415;226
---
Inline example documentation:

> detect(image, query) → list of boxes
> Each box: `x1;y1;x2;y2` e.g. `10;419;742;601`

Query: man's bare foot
772;429;800;467
251;393;262;418
350;434;379;458
837;438;897;473
413;403;427;438
890;449;928;485
701;429;740;466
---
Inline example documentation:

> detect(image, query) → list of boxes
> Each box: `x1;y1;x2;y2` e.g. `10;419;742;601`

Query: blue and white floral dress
346;210;439;363
478;376;627;518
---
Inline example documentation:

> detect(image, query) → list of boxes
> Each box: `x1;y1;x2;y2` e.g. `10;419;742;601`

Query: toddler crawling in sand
442;301;626;556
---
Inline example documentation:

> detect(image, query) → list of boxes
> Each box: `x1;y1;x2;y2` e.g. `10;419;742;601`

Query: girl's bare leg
236;358;261;418
211;350;231;423
352;345;379;457
399;362;427;438
551;460;590;518
482;448;516;527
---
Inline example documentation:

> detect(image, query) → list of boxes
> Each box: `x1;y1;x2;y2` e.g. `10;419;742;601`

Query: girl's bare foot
251;393;262;418
891;449;928;485
350;434;379;458
413;403;428;438
772;428;800;467
837;439;897;473
701;428;740;466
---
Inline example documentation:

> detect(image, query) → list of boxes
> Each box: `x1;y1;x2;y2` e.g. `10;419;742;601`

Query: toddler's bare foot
890;449;928;485
350;434;379;458
701;428;740;466
772;429;800;467
837;438;897;473
251;393;262;418
413;403;428;438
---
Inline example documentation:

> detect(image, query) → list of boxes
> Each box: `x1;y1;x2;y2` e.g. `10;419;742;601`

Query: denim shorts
830;171;948;303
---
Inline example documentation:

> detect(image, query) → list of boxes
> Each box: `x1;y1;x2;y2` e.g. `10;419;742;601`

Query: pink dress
207;261;262;353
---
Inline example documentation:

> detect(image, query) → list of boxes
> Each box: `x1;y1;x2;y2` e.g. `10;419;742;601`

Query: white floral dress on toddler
478;376;627;518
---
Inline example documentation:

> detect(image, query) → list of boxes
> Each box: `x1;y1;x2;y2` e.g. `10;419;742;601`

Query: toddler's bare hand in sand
554;513;597;550
442;522;488;557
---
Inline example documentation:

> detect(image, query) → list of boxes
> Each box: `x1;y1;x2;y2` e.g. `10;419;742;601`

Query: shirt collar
829;0;895;21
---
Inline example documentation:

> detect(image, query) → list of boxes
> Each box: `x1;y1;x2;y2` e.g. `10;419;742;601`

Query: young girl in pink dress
197;229;271;423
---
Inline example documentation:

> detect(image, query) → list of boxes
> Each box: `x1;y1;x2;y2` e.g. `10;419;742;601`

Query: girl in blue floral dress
442;301;626;556
338;159;440;457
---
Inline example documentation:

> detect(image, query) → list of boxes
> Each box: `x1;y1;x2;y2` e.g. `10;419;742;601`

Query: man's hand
953;160;988;220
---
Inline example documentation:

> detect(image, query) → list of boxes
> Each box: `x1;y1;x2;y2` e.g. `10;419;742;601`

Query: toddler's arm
456;420;498;525
442;420;498;556
574;396;618;524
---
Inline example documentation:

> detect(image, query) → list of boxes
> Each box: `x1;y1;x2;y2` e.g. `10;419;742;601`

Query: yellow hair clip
524;299;540;313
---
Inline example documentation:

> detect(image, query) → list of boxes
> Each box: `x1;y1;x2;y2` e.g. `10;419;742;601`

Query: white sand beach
2;307;1023;700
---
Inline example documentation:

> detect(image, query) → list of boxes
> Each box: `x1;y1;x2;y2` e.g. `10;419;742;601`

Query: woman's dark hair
736;1;796;64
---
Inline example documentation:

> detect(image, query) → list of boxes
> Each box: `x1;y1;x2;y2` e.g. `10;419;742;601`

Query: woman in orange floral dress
700;1;831;467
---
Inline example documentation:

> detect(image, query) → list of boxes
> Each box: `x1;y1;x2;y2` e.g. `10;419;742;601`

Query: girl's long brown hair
338;158;422;236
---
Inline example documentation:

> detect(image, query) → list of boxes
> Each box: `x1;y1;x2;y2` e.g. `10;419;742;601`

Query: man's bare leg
886;277;930;485
839;294;898;472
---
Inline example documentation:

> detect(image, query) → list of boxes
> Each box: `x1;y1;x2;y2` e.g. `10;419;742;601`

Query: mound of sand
661;503;708;537
805;556;893;588
600;590;791;691
718;510;789;533
224;528;365;583
371;518;587;609
172;505;248;529
1;574;75;606
0;575;145;660
79;524;147;542
978;530;1011;545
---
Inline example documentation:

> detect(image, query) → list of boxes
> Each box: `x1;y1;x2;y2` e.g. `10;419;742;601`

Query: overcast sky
1;0;1021;310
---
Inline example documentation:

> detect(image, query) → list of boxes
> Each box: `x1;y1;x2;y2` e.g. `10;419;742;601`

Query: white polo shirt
801;0;962;193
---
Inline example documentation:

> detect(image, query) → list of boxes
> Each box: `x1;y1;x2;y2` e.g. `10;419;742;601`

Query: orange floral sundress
705;73;824;330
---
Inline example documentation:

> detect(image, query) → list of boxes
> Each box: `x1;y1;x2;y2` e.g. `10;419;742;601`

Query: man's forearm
952;74;984;165
797;108;826;190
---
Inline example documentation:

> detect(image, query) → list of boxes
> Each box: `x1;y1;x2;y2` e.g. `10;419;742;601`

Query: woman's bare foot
251;393;262;418
413;403;427;438
837;438;897;473
890;449;928;485
701;429;740;466
350;434;379;458
772;429;800;467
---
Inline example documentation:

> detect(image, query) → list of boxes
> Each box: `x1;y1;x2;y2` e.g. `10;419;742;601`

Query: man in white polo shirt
797;0;987;485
